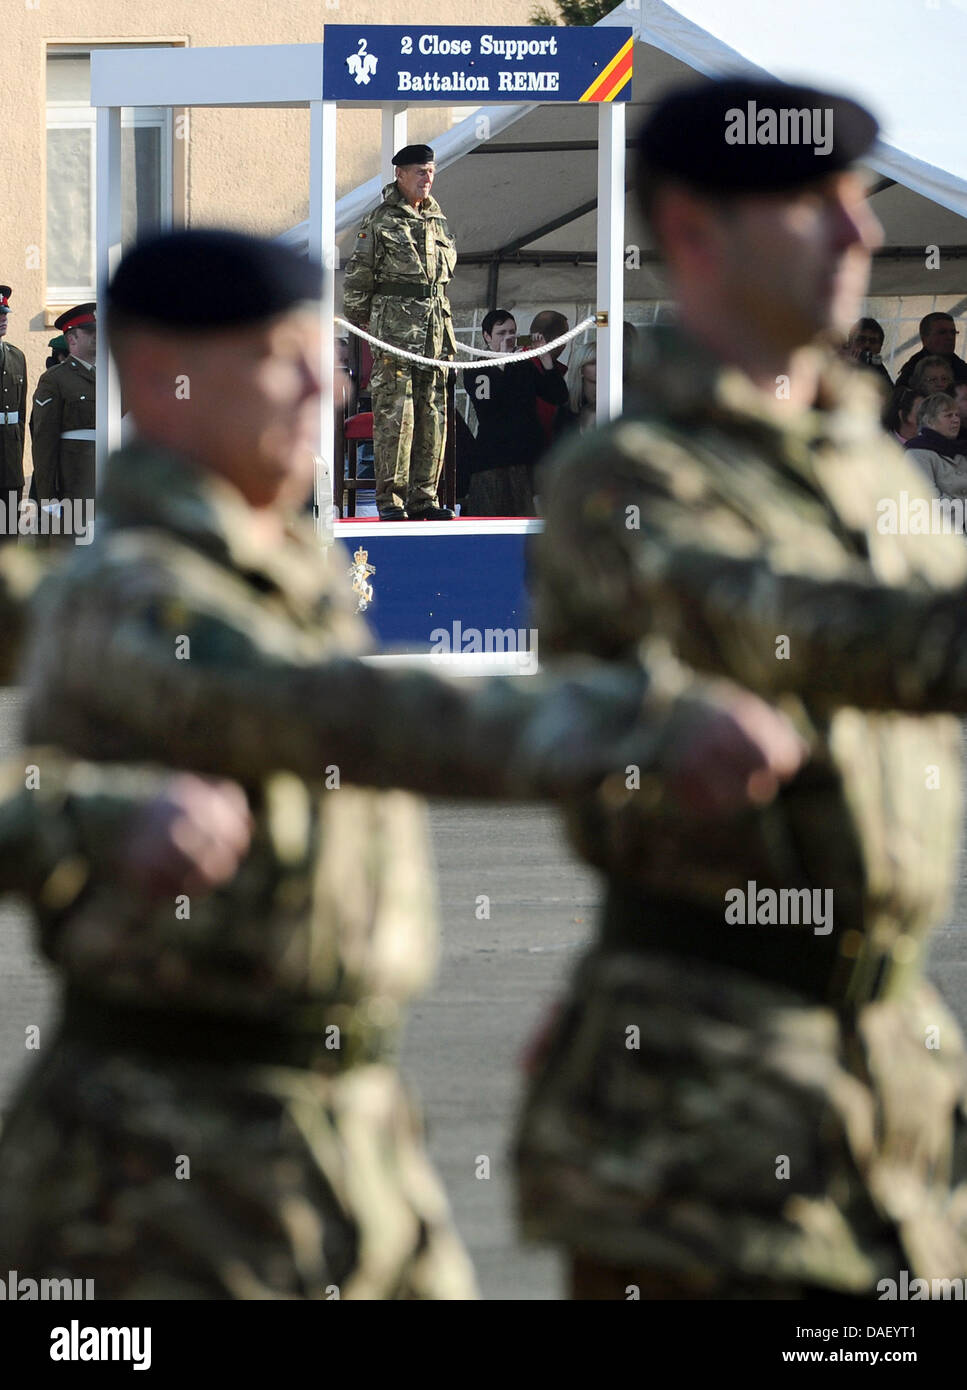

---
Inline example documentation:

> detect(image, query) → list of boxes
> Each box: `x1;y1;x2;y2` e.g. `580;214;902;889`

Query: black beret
107;229;323;330
392;144;434;166
637;78;878;194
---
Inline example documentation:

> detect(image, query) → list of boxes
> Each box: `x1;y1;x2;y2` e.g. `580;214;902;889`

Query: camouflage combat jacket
343;182;457;358
516;327;967;1290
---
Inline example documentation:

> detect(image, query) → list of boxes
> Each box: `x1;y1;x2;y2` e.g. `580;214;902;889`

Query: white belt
1;411;20;425
61;429;95;441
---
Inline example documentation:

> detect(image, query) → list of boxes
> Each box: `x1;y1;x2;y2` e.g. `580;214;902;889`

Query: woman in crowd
908;354;955;396
564;342;597;433
904;392;967;499
883;385;926;445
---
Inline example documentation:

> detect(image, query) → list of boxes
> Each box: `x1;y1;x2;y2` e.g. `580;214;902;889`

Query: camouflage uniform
343;182;456;514
515;327;967;1295
0;439;690;1300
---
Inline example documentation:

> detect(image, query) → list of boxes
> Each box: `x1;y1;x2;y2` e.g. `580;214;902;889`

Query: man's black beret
637;78;879;194
107;229;323;330
392;144;435;166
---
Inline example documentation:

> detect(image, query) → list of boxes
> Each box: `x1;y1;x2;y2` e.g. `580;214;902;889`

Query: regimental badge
349;546;376;612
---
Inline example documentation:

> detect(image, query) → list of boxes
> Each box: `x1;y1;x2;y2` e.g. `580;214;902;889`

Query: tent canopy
282;0;967;306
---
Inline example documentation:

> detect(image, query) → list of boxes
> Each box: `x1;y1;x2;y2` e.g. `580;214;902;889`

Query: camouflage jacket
21;440;686;1025
342;182;457;357
516;326;967;1289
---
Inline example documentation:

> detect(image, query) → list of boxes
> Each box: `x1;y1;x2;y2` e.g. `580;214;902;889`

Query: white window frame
46;46;173;304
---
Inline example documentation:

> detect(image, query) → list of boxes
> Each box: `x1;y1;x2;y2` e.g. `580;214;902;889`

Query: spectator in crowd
462;308;568;517
954;380;967;444
842;316;892;391
882;385;925;444
564;341;597;433
904;393;967;498
908;354;955;396
896;311;967;387
530;310;570;447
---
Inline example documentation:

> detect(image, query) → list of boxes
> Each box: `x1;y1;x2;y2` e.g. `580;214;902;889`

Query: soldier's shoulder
3;342;26;365
33;363;66;393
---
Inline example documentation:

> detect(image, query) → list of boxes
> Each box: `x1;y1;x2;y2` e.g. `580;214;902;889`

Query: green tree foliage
530;0;616;26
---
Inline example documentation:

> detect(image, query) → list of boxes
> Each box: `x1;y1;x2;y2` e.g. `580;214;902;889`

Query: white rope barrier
334;314;596;373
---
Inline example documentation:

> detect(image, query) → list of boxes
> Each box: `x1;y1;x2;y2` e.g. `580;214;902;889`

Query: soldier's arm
533;363;569;407
0;755;251;904
29;374;63;499
341;218;376;328
23;550;798;805
537;429;967;716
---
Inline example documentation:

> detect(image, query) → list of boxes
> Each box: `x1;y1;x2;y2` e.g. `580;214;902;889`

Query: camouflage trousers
0;1037;477;1300
370;353;448;513
515;948;967;1294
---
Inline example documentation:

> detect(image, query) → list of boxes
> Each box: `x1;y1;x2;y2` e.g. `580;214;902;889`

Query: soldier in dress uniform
0;286;28;544
515;78;967;1299
0;227;805;1300
343;144;457;520
30;302;97;517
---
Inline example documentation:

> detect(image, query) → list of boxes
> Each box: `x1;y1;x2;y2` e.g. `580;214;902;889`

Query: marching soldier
0;227;804;1300
515;78;967;1299
0;286;27;544
343;144;457;520
30;302;97;514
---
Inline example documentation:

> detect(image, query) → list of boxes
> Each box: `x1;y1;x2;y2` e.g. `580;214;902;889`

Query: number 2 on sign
401;36;413;54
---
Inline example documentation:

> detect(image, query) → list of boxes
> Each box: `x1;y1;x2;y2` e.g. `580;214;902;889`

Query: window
46;49;173;303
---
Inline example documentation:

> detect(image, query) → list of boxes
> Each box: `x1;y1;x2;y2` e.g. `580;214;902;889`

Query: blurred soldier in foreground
515;78;967;1299
0;228;805;1299
343;145;457;520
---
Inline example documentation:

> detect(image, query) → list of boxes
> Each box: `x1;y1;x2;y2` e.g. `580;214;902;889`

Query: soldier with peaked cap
343;144;458;520
30;302;97;516
515;77;967;1298
0;286;28;543
0;226;807;1299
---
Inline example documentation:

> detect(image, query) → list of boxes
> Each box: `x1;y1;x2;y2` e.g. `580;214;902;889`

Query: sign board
322;25;633;104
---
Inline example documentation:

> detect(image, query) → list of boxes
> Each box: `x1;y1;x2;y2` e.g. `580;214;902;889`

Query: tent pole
596;101;624;424
382;105;408;185
95;103;123;482
310;99;337;546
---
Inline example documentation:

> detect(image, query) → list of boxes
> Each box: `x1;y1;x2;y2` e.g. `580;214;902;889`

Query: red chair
335;340;375;518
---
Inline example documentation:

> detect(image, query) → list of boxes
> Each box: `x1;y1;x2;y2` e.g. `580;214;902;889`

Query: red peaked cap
55;302;96;333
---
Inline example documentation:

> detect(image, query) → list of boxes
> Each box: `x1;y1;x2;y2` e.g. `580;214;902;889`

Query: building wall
3;0;535;467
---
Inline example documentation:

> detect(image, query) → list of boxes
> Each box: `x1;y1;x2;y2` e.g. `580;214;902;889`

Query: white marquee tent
282;0;967;306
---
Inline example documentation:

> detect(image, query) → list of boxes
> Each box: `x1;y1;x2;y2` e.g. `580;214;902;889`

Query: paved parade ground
3;685;967;1300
